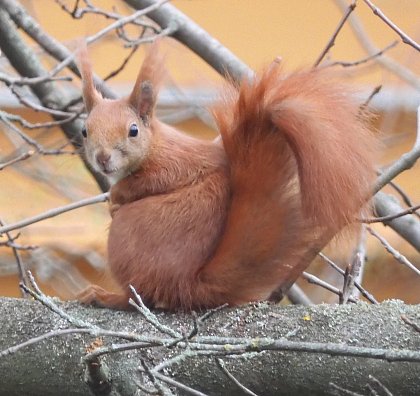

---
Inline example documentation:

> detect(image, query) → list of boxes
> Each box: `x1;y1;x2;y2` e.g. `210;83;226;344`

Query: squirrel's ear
129;80;155;123
76;41;101;113
128;41;164;120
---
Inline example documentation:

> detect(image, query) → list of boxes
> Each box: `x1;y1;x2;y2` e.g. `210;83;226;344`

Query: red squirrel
77;43;377;311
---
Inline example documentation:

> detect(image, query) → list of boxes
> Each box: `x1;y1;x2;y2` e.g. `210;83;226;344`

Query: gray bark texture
0;298;419;396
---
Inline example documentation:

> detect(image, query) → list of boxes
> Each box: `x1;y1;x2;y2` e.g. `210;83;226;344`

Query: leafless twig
401;315;420;334
0;328;93;358
388;181;420;219
301;271;357;303
367;375;393;396
9;86;76;118
360;204;420;224
48;0;172;78
55;0;158;30
313;1;357;67
329;40;398;68
367;227;420;276
216;358;259;396
362;0;420;52
335;0;420;89
0;150;34;170
0;193;109;235
318;253;378;304
103;46;139;81
360;85;382;111
0;218;27;294
374;105;420;193
329;382;363;396
129;285;181;338
0;72;71;86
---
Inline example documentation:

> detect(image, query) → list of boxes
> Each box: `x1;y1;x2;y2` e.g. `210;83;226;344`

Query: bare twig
0;328;93;358
3;110;80;130
367;227;420;276
0;150;34;170
360;85;382;111
318;253;378;304
94;333;420;362
341;264;354;305
123;22;177;47
0;113;44;152
9;86;75;118
388;181;420;219
362;0;420;52
139;358;172;396
0;218;27;294
48;0;172;78
329;383;363;396
148;371;209;396
216;358;259;396
375;105;420;193
360;204;420;224
329;41;398;68
374;192;420;252
0;111;79;156
367;375;393;396
21;272;97;329
313;1;357;67
103;46;139;81
301;272;357;303
1;0;117;100
55;0;157;30
349;225;367;301
401;315;420;334
335;0;420;89
0;240;38;251
0;193;109;235
0;72;71;86
129;285;181;339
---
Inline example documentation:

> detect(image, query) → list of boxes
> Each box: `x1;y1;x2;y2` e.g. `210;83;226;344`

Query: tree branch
0;297;419;395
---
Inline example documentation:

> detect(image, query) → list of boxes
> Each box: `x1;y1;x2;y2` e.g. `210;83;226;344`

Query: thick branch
0;298;419;395
374;192;420;252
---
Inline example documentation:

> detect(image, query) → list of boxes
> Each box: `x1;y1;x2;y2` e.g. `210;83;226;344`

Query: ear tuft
76;40;101;113
138;81;154;123
128;41;165;118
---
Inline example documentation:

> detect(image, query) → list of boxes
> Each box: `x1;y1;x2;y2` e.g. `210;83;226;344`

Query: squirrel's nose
96;151;111;167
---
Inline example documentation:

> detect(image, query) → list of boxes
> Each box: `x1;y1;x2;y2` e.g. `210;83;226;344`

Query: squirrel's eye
129;123;138;137
82;127;87;138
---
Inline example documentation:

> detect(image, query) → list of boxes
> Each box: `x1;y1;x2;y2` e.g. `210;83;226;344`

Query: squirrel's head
77;42;164;184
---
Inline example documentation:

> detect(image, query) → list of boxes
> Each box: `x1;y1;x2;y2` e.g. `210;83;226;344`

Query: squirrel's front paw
77;285;130;310
77;284;109;307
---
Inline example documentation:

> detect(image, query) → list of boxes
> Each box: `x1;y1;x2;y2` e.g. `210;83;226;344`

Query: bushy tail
198;65;377;306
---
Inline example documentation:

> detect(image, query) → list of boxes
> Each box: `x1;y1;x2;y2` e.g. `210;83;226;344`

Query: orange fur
77;43;377;311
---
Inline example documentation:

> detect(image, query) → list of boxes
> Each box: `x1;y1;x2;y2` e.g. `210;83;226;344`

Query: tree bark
0;298;419;396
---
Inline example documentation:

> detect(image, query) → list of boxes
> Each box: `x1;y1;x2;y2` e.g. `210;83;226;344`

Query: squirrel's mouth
100;166;118;175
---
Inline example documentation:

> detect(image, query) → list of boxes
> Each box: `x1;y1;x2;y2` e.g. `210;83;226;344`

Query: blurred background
0;0;419;303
